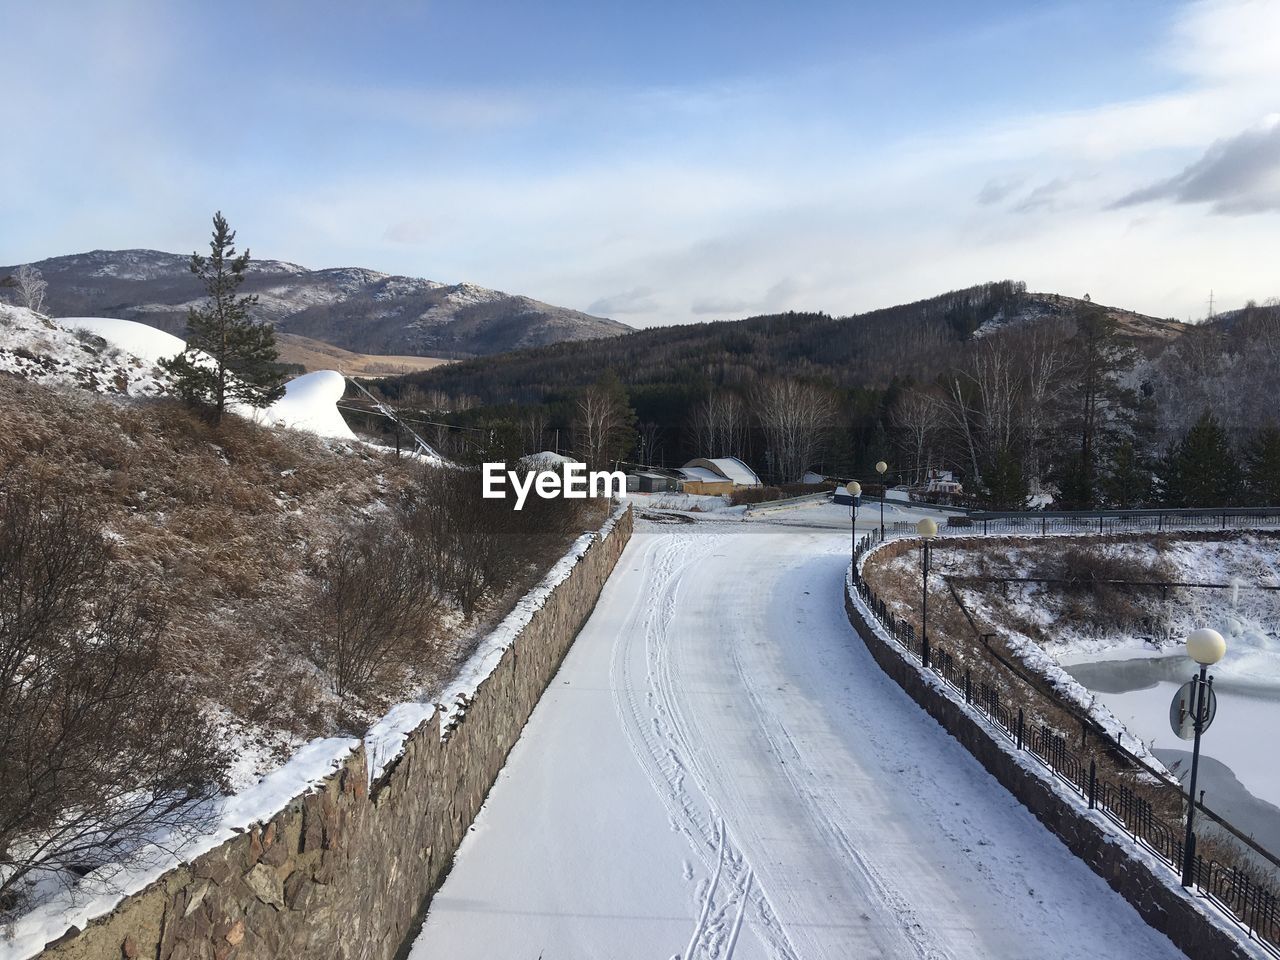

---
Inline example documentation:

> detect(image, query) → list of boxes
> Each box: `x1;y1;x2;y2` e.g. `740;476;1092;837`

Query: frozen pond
1061;648;1280;857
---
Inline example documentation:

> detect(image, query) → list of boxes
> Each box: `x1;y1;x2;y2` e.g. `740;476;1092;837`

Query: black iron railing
890;505;1280;539
851;529;1280;955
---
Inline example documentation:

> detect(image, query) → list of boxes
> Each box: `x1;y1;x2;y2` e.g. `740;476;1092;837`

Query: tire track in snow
613;532;947;960
608;532;800;960
721;552;951;960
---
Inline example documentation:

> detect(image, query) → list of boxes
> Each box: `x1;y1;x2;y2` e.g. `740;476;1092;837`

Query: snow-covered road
409;519;1184;960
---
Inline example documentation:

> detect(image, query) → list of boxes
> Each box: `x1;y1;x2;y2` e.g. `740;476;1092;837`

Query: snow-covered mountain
0;250;630;358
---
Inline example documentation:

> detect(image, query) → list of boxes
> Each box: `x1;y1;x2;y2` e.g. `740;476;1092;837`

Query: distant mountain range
0;249;629;358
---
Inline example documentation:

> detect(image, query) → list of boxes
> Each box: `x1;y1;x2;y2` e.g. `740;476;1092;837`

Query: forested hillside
366;283;1278;510
393;282;1149;401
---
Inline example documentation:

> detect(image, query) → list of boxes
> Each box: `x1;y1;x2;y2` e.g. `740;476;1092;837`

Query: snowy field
938;533;1280;855
408;513;1185;960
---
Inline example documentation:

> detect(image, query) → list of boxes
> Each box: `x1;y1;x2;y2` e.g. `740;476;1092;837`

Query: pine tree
1053;303;1137;508
1245;424;1280;506
1101;441;1153;508
981;447;1029;510
1160;410;1241;506
161;212;285;425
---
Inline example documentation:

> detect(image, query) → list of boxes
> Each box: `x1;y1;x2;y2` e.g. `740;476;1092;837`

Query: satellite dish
1169;679;1216;740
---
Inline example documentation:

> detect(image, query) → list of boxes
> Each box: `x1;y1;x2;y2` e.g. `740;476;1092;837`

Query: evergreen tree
1245;424;1280;505
1053;303;1137;508
981;447;1029;510
1101;441;1153;507
161;212;285;424
1160;410;1242;506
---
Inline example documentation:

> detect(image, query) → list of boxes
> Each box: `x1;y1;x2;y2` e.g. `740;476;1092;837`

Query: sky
2;0;1278;327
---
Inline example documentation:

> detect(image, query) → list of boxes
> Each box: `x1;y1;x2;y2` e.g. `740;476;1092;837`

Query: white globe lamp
1186;628;1226;666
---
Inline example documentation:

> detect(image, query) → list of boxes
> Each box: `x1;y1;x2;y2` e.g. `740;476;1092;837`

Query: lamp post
917;517;938;667
1180;627;1226;888
846;480;862;566
875;461;888;541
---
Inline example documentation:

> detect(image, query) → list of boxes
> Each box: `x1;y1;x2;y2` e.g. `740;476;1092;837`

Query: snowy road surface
409;518;1184;960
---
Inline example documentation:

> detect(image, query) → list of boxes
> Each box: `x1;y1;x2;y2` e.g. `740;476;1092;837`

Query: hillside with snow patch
2;305;357;442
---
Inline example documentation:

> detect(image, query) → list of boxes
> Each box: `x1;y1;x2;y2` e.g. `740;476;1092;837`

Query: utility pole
1207;290;1215;320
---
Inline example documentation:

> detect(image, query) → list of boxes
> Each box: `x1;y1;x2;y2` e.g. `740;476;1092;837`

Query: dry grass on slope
0;374;611;785
275;332;449;377
0;375;422;776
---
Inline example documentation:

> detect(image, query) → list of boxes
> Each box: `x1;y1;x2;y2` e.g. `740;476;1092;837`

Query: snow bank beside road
366;500;630;783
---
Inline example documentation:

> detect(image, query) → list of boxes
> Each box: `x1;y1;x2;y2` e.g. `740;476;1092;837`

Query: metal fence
852;528;1280;955
891;505;1280;539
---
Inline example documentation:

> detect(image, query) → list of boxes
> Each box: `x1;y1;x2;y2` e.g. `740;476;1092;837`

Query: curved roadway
409;506;1184;960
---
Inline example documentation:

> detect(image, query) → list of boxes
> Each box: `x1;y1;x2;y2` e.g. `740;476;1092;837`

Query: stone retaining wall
845;568;1261;960
38;505;633;960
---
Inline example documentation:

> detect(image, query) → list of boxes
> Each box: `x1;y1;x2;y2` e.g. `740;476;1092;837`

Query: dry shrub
730;485;783;506
307;517;443;701
1057;545;1175;629
403;465;601;618
0;480;227;908
0;375;610;791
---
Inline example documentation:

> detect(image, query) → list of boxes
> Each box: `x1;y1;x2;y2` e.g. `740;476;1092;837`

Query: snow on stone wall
21;503;633;960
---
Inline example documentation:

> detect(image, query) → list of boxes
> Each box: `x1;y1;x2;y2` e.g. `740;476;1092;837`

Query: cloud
1012;177;1071;214
1111;115;1280;214
383;218;433;244
690;278;801;316
976;175;1025;206
690;295;753;315
586;287;659;315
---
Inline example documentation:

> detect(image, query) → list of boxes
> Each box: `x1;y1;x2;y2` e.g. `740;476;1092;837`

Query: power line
339;376;442;457
335;402;491;435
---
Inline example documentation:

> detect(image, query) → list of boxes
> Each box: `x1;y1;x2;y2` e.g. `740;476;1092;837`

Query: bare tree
572;374;634;469
941;374;982;485
0;483;226;906
753;379;834;482
1019;327;1072;484
309;517;441;698
635;420;662;465
13;264;47;314
519;406;549;455
690;389;749;460
890;390;939;485
402;465;595;618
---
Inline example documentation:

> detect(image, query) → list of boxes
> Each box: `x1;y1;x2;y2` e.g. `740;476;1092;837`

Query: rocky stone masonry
845;572;1259;960
38;505;633;960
